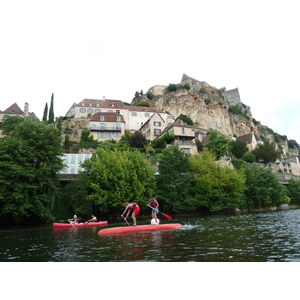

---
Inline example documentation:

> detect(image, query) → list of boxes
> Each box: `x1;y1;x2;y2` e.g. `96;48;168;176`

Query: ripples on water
2;209;300;261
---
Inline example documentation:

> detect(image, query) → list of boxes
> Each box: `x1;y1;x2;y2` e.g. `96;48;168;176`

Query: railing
90;126;121;132
175;141;196;146
276;173;300;184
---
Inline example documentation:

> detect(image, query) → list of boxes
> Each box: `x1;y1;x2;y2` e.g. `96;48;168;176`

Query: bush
167;84;177;92
146;92;154;100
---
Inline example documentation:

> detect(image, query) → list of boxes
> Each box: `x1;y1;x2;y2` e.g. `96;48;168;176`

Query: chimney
103;96;105;102
24;102;29;116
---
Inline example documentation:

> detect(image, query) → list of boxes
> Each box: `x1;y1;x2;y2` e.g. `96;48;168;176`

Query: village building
89;112;126;142
0;102;33;137
235;131;263;152
155;119;198;155
65;97;171;133
139;112;174;141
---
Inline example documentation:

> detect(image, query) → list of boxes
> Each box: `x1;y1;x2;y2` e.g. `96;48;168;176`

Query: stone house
156;119;198;155
0;102;33;137
89;112;125;142
65;97;171;133
139;112;175;141
235;131;263;152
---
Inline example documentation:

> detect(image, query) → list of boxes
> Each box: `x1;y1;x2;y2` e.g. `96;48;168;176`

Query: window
117;116;121;122
154;121;161;126
100;123;106;130
132;112;137;116
80;108;86;113
95;109;101;113
87;108;93;114
100;116;105;121
114;123;120;130
181;127;186;134
154;129;161;136
183;148;190;154
145;113;150;117
116;110;120;114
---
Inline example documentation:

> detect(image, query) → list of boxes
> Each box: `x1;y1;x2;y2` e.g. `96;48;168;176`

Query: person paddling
69;215;78;224
147;196;159;224
121;202;140;226
87;214;97;223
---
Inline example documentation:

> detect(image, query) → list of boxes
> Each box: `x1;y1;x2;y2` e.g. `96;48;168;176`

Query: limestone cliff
140;74;255;139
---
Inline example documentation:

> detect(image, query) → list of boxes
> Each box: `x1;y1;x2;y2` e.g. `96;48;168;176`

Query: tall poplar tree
48;93;54;124
42;103;48;122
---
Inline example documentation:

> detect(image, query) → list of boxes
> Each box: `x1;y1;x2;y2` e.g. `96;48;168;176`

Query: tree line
1;115;300;225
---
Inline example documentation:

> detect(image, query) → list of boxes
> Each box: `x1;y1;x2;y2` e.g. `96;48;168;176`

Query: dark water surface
2;209;300;262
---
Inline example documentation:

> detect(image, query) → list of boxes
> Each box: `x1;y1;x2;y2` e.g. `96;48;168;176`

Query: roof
1;103;23;114
76;99;127;109
76;98;165;113
159;119;194;136
140;112;165;130
90;112;125;122
236;132;262;145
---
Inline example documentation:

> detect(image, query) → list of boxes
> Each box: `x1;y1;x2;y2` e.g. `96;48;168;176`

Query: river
1;209;300;262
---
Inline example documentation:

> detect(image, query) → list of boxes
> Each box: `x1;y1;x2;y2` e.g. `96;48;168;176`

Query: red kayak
98;223;182;235
53;221;108;228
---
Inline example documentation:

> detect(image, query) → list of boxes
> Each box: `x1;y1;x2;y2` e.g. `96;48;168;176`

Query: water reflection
2;209;300;261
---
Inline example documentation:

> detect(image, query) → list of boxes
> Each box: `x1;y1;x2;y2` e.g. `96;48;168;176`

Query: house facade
0;102;30;123
235;131;263;152
139;112;175;141
0;102;32;137
156;119;198;154
89;112;125;142
65;97;171;132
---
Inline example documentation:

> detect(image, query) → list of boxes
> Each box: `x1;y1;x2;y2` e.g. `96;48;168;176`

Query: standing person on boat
69;215;79;224
121;202;140;226
87;214;97;222
147;196;159;225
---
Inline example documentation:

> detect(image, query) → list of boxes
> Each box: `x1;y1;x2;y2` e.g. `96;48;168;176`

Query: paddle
148;206;172;220
68;219;75;228
122;215;130;225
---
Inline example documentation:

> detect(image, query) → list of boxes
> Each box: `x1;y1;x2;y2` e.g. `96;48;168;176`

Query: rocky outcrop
142;77;255;139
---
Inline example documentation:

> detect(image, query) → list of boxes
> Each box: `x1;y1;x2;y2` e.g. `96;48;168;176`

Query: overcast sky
1;0;300;143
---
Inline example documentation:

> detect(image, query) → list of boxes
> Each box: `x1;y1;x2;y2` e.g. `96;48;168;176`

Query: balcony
175;140;196;146
90;126;121;132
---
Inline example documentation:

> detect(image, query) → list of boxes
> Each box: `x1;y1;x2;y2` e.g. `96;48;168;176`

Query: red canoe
53;221;108;228
98;223;183;235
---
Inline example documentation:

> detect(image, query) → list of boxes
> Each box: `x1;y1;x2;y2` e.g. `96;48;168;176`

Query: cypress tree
42;103;48;122
48;93;54;124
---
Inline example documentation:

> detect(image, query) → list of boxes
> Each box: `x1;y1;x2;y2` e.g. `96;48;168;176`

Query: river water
1;209;300;262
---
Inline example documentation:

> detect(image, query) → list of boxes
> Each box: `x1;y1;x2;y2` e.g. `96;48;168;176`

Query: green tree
80;149;156;215
1;115;25;135
167;84;177;92
0;116;64;224
176;114;194;126
252;140;282;164
205;130;232;159
136;101;150;107
244;163;288;209
43;103;48;122
48;93;54;124
242;152;255;164
286;178;300;204
190;151;246;212
129;131;146;148
156;146;195;212
230;140;248;159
